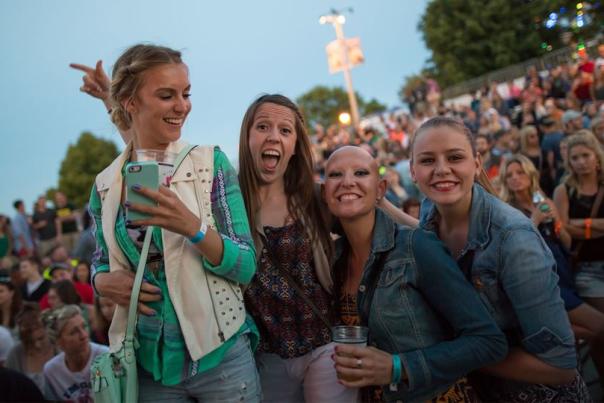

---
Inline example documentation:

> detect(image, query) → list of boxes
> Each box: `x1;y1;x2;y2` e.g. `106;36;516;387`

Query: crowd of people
0;42;603;402
0;192;115;400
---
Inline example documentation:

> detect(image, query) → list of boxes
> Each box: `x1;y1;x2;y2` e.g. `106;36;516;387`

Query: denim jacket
420;184;576;370
336;209;507;402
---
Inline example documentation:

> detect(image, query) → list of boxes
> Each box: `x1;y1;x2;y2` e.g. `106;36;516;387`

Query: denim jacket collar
420;183;492;253
334;208;396;262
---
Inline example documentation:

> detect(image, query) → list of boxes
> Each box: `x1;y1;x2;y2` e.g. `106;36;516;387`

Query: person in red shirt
38;264;93;310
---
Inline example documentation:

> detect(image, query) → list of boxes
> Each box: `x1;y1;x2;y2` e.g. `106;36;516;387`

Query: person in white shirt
42;305;107;402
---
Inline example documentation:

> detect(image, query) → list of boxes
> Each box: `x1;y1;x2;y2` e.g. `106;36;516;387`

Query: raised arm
70;60;132;144
489;227;576;384
378;197;419;227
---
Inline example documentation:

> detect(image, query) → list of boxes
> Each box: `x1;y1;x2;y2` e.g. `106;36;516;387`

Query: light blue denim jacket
336;209;507;402
420;183;576;370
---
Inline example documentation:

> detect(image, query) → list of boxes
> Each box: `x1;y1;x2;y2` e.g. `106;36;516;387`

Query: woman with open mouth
238;94;359;402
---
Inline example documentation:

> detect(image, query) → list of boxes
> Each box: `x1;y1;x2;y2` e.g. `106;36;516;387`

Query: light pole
320;10;361;130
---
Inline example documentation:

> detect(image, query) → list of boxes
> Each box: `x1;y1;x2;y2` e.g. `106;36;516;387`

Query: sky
0;0;429;215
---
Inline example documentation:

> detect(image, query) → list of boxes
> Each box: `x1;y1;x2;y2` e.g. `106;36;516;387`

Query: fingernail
147;310;157;317
132;184;141;191
124;201;131;207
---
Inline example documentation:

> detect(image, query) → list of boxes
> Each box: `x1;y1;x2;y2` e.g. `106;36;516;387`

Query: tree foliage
419;0;604;87
296;85;387;128
57;132;119;207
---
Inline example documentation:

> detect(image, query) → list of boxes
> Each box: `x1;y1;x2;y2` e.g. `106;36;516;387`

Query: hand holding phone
125;161;159;222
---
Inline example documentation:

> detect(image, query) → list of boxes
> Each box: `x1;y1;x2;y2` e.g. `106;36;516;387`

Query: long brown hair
238;94;332;259
410;116;497;196
0;272;22;329
16;303;45;351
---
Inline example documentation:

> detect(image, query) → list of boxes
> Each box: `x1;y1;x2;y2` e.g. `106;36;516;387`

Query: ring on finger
356;358;363;369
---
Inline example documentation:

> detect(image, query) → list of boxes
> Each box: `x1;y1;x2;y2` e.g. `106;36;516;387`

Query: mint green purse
90;226;152;403
90;145;196;402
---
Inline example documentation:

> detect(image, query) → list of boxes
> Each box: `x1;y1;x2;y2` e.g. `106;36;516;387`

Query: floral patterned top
244;219;332;359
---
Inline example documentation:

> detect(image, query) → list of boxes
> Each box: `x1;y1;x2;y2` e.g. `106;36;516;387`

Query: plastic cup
332;326;368;382
135;149;177;186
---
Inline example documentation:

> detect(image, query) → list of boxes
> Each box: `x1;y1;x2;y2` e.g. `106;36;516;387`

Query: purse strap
124;144;198;340
125;227;154;339
589;186;604;219
259;234;331;329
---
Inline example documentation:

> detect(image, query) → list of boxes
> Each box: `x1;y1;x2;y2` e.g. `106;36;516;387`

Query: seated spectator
590;116;604;146
39;263;93;309
6;303;55;392
475;133;501;179
47;280;82;310
42;305;108;401
19;257;50;303
562;109;584;136
0;269;22;338
91;296;115;346
47;280;94;331
72;261;90;286
519;125;553;196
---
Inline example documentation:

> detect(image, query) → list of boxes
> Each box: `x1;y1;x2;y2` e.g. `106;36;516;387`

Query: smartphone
125;161;159;222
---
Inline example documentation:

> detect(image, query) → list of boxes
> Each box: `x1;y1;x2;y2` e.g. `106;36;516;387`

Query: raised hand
126;185;201;239
70;60;111;102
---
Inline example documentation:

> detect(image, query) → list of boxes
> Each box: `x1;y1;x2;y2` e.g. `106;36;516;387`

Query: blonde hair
519;125;538;154
499;154;541;203
563;130;604;194
42;304;82;344
109;44;183;131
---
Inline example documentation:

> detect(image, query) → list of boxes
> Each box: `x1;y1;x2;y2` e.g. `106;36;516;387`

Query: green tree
57;132;119;207
419;0;603;87
296;85;387;128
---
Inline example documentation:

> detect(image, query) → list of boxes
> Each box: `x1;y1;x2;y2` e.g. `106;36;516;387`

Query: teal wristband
189;231;205;244
189;221;208;244
391;354;402;384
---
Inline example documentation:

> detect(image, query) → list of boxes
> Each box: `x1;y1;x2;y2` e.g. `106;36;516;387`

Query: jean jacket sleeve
201;147;257;285
399;229;508;392
500;228;576;368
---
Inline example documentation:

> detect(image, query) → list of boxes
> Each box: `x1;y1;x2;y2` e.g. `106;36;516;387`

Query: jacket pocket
377;259;410;288
522;327;565;355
